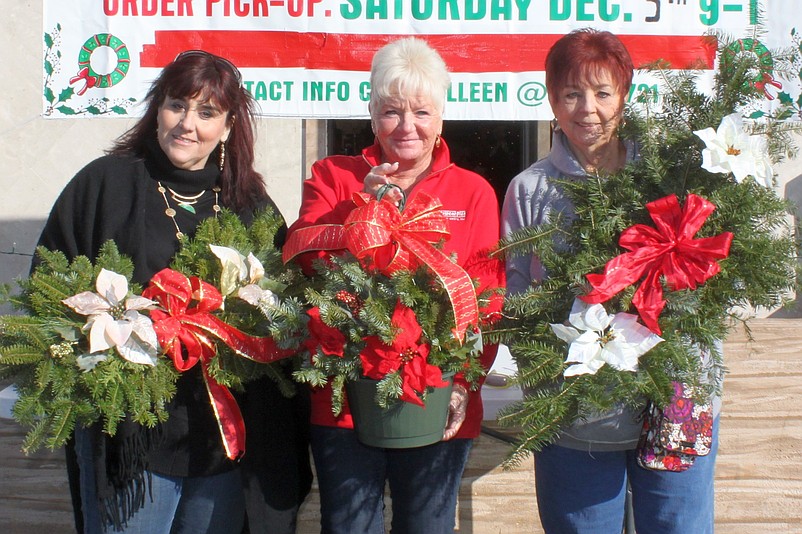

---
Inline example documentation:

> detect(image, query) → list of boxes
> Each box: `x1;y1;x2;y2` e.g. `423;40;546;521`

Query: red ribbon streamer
283;191;479;341
143;268;294;459
580;193;733;335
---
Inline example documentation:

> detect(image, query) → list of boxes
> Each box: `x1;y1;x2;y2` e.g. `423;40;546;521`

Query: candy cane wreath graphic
69;33;130;96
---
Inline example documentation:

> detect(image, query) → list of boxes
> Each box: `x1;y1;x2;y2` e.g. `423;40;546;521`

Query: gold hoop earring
218;141;226;171
435;135;441;148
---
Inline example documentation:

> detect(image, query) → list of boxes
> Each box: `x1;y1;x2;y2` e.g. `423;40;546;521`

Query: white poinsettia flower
246;252;265;283
693;113;774;187
209;245;265;297
62;268;159;366
551;299;663;377
237;284;280;308
76;353;108;372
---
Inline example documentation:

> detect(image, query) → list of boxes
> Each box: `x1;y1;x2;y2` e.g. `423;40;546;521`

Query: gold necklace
167;187;205;212
157;181;221;239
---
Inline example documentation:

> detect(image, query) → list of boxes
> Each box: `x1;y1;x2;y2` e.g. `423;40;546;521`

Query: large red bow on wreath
580;193;733;335
142;268;294;459
282;191;479;341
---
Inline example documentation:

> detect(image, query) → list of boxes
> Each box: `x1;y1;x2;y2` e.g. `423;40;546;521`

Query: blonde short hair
369;37;451;116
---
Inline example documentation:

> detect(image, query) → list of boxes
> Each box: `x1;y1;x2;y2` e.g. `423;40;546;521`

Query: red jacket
287;139;505;439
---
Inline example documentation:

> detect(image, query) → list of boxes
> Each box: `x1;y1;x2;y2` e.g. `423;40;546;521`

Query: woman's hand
442;384;469;441
363;162;404;205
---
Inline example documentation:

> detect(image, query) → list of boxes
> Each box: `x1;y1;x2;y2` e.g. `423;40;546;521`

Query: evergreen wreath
0;242;177;453
490;27;802;467
0;207;302;453
169;208;307;397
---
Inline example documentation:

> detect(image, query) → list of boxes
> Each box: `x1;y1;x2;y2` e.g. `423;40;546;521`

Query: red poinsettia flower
359;301;449;406
305;307;346;358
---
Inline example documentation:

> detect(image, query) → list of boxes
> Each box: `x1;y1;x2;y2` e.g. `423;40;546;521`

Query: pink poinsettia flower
305;307;346;358
359;302;448;406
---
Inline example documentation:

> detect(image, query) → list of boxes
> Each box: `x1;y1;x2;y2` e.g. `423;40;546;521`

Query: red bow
283;191;479;341
143;268;293;459
580;194;733;334
69;67;97;96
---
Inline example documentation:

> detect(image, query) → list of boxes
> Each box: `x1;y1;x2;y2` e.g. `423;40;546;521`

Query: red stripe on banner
140;32;717;73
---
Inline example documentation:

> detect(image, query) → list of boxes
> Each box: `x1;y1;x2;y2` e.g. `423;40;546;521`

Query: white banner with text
43;0;801;119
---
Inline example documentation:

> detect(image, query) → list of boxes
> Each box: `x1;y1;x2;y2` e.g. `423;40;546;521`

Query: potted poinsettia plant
490;28;802;467
296;253;485;407
278;191;493;447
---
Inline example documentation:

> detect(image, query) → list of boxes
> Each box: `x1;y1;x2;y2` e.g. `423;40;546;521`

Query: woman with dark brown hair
37;50;311;534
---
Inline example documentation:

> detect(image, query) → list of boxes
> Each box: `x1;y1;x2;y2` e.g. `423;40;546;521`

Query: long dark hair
109;51;267;211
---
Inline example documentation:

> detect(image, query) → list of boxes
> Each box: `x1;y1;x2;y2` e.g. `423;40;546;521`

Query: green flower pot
346;374;453;449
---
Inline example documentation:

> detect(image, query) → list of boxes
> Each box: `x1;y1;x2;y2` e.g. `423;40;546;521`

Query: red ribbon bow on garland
142;268;294;459
580;193;734;335
282;191;479;342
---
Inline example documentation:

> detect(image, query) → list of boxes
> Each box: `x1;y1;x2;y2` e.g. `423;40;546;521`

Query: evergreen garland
489;28;802;467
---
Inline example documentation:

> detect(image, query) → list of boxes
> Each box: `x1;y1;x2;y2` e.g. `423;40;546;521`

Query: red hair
545;29;634;107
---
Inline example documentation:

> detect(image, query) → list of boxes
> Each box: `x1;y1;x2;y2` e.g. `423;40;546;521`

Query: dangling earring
435;135;441;148
551;118;560;131
218;141;226;171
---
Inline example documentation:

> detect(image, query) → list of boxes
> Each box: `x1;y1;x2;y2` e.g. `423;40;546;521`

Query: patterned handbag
637;381;714;472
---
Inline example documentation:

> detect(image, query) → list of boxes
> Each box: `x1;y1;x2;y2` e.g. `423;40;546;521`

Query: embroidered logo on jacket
442;209;466;221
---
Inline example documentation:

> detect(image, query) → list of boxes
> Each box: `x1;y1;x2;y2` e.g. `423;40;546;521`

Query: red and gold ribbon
580;193;733;335
143;268;294;459
283;191;479;341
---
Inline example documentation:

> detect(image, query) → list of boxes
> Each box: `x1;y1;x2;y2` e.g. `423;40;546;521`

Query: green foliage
0;242;177;453
0;209;307;452
169;207;307;397
291;253;488;415
489;29;802;468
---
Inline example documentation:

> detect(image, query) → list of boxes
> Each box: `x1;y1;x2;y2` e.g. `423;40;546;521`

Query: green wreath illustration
69;33;130;96
723;38;782;99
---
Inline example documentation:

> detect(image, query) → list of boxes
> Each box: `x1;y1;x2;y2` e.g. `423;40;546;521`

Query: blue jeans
74;427;245;534
533;417;719;534
310;425;472;534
